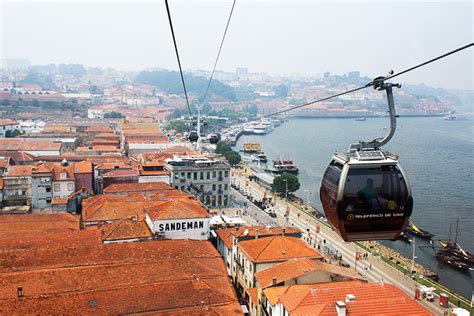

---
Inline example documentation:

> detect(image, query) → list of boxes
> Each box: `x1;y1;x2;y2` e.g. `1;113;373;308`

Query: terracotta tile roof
103;182;172;194
73;161;93;173
147;198;210;220
94;132;118;139
264;281;363;306
256;258;365;289
276;282;432;316
247;288;259;308
85;125;114;133
101;168;138;178
140;170;170;176
238;236;323;263
0;118;18;126
99;218;153;241
95;161;134;170
52;163;75;181
0;150;36;163
215;226;302;250
0;213;80;233
81;195;160;223
0;229;101;252
4;165;34;177
0;240;240;315
0;138;61;151
52;198;68;205
0;178;3;189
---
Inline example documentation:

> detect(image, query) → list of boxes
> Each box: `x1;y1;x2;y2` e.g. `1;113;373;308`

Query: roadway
231;172;454;315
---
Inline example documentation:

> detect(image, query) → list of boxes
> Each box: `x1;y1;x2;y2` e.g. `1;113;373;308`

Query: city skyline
1;1;472;90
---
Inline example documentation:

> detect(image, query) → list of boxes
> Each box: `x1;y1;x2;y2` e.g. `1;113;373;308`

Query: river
236;116;473;299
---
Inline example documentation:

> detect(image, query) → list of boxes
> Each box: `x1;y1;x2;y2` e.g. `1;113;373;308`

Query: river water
236;116;473;299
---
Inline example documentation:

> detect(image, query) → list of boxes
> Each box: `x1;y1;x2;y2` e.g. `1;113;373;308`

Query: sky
1;0;472;90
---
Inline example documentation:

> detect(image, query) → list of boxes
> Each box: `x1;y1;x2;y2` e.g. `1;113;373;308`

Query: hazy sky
1;0;472;90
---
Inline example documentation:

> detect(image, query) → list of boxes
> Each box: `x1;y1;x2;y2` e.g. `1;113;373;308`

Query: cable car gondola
208;133;219;144
188;131;199;142
320;81;413;241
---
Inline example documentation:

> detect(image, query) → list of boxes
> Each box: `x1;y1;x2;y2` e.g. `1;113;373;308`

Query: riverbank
231;162;473;313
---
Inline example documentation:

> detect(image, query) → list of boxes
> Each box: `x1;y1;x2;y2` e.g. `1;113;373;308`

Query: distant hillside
134;70;236;102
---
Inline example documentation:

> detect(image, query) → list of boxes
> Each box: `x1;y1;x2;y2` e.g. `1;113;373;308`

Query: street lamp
303;189;310;209
410;238;417;274
283;179;288;199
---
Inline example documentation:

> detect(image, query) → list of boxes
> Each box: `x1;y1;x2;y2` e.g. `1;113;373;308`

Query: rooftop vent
17;286;23;298
345;294;356;302
88;299;97;307
272;277;277;285
335;301;346;316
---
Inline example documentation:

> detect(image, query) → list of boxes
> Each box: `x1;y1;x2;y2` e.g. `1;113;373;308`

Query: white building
0;119;20;138
88;108;104;119
148;198;211;240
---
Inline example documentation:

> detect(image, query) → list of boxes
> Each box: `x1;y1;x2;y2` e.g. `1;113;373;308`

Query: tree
1;99;10;106
5;129;22;138
224;151;241;166
31;99;40;107
215;141;232;155
166;119;187;134
274;84;289;98
103;111;123;118
272;173;300;196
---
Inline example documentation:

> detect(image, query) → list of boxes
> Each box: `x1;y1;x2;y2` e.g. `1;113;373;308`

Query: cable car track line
264;43;473;118
164;0;192;116
202;0;237;103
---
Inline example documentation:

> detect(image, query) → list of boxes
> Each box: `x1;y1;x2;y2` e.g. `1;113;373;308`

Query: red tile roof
73;161;93;173
99;218;153;241
103;182;172;194
0;118;18;126
0;240;241;314
0;150;36;163
4;165;34;177
0;138;61;151
275;282;432;316
147;198;210;220
255;258;365;289
238;236;323;263
0;213;80;233
216;226;302;250
101;168;138;178
85;125;114;133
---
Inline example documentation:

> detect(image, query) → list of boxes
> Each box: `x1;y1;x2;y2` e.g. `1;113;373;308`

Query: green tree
1;99;10;106
274;84;289;98
215;141;232;155
166;119;187;134
5;129;22;138
224;151;241;166
272;173;300;196
31;99;40;107
104;111;123;118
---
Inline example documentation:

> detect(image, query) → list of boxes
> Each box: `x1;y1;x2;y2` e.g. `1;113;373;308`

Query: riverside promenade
231;164;472;315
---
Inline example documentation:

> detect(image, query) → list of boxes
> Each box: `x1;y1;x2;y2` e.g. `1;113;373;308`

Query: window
207;171;210;179
46;187;51;193
67;183;73;191
218;171;223;178
54;184;60;192
224;170;229;177
212;171;216;178
60;172;67;180
224;184;228;190
46;198;52;204
187;172;191;179
200;185;204;192
200;172;204;180
218;184;222;190
212;184;216;191
193;172;198;180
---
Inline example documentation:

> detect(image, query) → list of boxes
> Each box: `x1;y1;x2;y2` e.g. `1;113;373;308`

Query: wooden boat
405;222;434;239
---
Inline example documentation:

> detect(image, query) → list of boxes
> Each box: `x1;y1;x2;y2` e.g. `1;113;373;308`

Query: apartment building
165;157;231;207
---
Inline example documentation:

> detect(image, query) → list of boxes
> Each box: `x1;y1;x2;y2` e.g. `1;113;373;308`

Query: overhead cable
264;43;473;118
202;0;237;102
165;0;192;116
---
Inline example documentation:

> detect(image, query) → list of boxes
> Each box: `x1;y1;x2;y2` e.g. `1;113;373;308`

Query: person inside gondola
358;178;376;203
369;189;389;212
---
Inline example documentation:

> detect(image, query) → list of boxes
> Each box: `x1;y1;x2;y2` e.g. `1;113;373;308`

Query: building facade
165;157;231;208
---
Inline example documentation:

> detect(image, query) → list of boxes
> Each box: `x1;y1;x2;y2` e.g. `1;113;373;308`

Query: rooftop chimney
272;277;277;285
345;294;356;303
255;228;259;239
17;287;23;298
282;228;286;236
335;301;346;316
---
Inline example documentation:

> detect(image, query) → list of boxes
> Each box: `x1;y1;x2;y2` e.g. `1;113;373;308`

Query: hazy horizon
1;1;472;90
